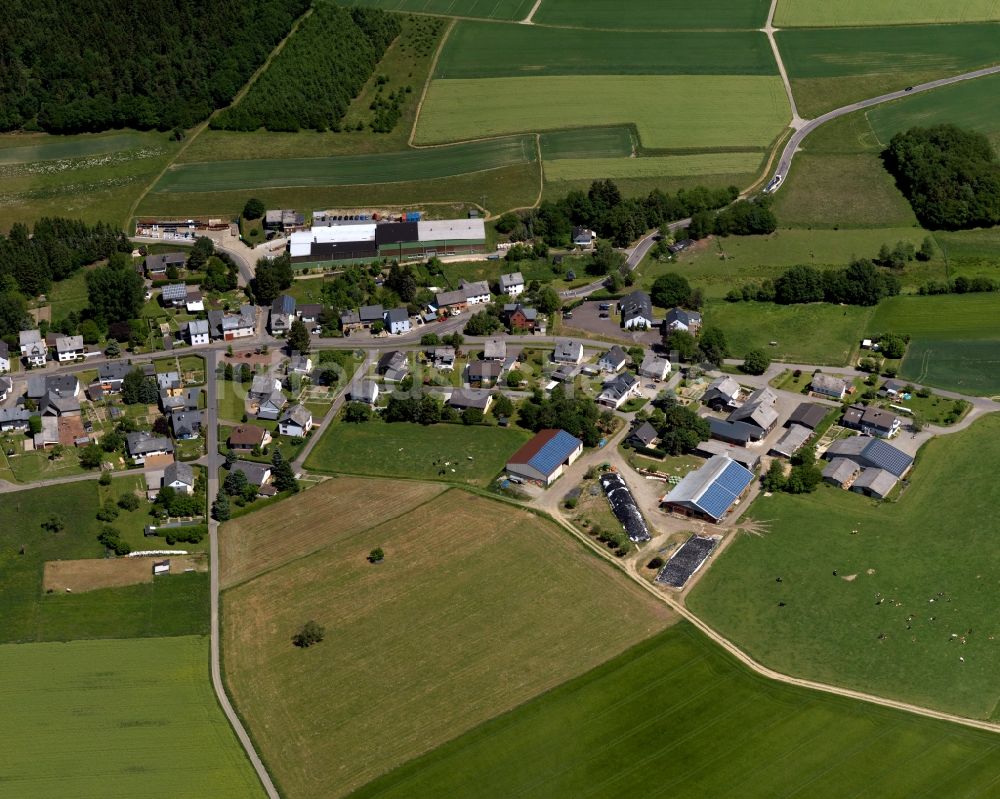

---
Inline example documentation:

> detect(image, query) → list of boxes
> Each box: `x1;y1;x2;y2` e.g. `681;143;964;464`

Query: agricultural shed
506;429;583;486
661;455;754;523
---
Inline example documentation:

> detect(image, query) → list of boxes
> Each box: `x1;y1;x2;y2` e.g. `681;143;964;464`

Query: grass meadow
778;24;1000;117
435;24;777;78
154;136;537;192
775;0;1000;27
351;622;1000;798
689;415;1000;719
539;127;635;159
0;636;264;798
544;153;762;182
304;419;530;484
333;0;535;20
533;0;770;29
415;75;791;148
221;487;674;799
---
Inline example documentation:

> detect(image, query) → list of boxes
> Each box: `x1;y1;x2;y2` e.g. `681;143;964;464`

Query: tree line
883;125;1000;231
0;0;309;133
725;259;901;306
212;6;401;133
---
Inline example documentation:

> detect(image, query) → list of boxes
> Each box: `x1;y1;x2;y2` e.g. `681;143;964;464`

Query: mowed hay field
777;24;1000;117
152;135;537;193
352;623;1000;799
689;416;1000;719
220;477;446;587
539;127;635;160
415;76;790;148
304;420;531;485
0;636;264;798
333;0;535;20
534;0;770;28
222;488;674;799
435;24;778;78
775;0;1000;27
544;153;763;183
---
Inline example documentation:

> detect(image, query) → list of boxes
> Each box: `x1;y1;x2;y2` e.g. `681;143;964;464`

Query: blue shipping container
406;211;422;222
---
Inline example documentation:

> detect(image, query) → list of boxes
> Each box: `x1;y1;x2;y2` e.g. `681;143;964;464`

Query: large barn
506;429;583;487
660;455;755;523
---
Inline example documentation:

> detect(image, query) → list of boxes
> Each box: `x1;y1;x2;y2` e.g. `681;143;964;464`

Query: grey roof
384;307;409;325
0;376;10;394
272;294;296;315
28;374;79;399
824;437;913;477
170;409;203;435
0;406;32;425
99;362;132;382
842;403;900;434
350;379;379;402
164;460;194;487
19;329;41;346
435;289;467;307
627;421;659;447
703;376;741;402
852;468;898;497
156;372;181;390
664;307;702;328
499;272;524;290
599;372;640;405
460;279;491;298
433;346;456;363
639;354;670;377
882;378;909;393
160;390;186;411
823;457;859;486
788;403;827;429
250;375;278;395
359;304;384;322
161;283;188;302
448;388;493;410
484;338;506;360
144;252;185;271
126;431;174;456
554;340;583;361
552;363;581;382
0;340;8;358
692;439;760;471
619;290;653;323
55;335;84;353
468;360;502;381
599;345;627;368
340;310;361;326
728;387;778;431
504;303;538;321
189;319;210;336
297;303;323;320
281;404;312;427
232;460;270;487
377;350;408;377
812;373;849;395
708;417;760;444
770;423;812;458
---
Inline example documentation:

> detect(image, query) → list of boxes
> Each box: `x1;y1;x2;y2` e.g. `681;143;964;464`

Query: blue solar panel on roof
716;460;755;495
862;439;913;477
527;430;581;476
697;483;735;520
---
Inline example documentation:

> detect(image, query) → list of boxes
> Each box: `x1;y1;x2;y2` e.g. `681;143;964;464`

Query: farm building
505;429;583;487
851;468;898;499
727;387;778;437
291;219;486;266
619;290;654;330
811;373;849;400
692;439;760;471
708;417;761;446
598;346;627;373
660;455;755;523
656;535;717;588
823;458;861;488
824;436;913;478
663;307;702;334
769;424;812;458
599;472;650;542
841;403;901;438
702;376;741;410
787;402;827;430
288;223;377;266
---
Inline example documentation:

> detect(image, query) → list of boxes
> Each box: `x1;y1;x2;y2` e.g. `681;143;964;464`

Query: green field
335;0;535;18
778;24;1000;117
545;153;763;182
0;131;156;164
868;72;1000;148
304;419;530;484
45;269;91;319
868;293;1000;394
706;300;872;365
415;75;791;148
222;486;673;798
533;0;771;29
775;0;1000;27
435;24;777;78
690;414;1000;719
539;127;635;160
352;622;1000;798
0;636;263;798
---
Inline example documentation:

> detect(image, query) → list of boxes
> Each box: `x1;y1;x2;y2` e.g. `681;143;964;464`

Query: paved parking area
563;301;660;346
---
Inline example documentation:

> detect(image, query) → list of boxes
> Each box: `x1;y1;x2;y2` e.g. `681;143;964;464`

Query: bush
368;547;385;563
242;198;265;220
98;470;112;486
646;556;664;570
96;500;119;522
292;620;325;648
117;493;141;511
742;349;771;376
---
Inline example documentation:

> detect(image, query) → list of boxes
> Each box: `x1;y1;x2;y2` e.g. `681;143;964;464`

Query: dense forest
0;0;309;133
883;125;1000;230
212;5;401;133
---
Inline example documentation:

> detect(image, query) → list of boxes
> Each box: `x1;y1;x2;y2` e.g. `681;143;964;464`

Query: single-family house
841;403;901;438
163;461;195;495
787;402;828;430
377;351;409;382
232;460;272;488
459;279;491;306
551;363;581;383
157;371;181;392
256;389;287;421
639;353;671;381
667;239;693;255
19;329;42;357
97;362;132;393
506;429;584;486
447;389;493;414
499;272;525;297
823;458;861;488
503;303;538;332
702;376;742;410
811;373;849;400
851;468;899;499
27;374;81;416
144;252;185;277
626;421;659;449
125;431;174;464
572;227;596;248
554;340;584;364
229;424;272;451
597;372;641;409
160;283;188;308
598;345;628;373
249;375;281;401
340;309;362;333
663;307;702;334
619;290;654;330
269;295;297;336
208;305;256;340
54;335;84;363
467;360;502;387
297;304;323;324
185;288;204;313
432;347;456;370
0;406;33;431
0;376;9;402
349;379;379;404
287;356;313;375
359;304;384;328
484;337;506;361
0;341;10;373
278;404;313;437
879;378;910;398
660;455;755;523
727;387;778;437
171;409;203;439
434;289;467;313
188;319;210;346
823;436;913;478
384;307;411;335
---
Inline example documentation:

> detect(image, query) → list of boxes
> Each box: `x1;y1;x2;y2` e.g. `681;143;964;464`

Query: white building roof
418;219;485;242
289;224;377;257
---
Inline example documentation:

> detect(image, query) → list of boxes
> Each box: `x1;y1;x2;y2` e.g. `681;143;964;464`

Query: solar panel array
161;283;187;301
862;439;913;477
695;460;754;520
527;430;582;477
599;473;651;542
656;535;718;588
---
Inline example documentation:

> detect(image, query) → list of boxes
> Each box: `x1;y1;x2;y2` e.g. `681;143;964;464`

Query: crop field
775;0;1000;27
415;76;790;148
0;636;263;798
778;24;1000;117
534;0;770;28
352;622;1000;799
538;127;634;160
154;136;536;193
220;477;446;587
705;300;872;365
868;72;1000;147
334;0;535;19
222;488;674;799
545;153;763;182
0;131;156;164
304;420;530;484
435;24;777;78
690;414;1000;719
901;339;1000;395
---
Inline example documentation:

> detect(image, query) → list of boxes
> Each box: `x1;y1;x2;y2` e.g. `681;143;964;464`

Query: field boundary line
409;18;456;147
124;5;315;229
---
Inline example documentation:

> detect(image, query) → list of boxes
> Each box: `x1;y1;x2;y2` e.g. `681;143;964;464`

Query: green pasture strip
0;636;264;798
544;152;764;181
533;0;770;29
352;621;1000;798
0;131;155;164
153;136;536;193
333;0;535;20
775;0;1000;27
539;127;635;160
435;24;777;78
415;75;791;149
690;414;1000;718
